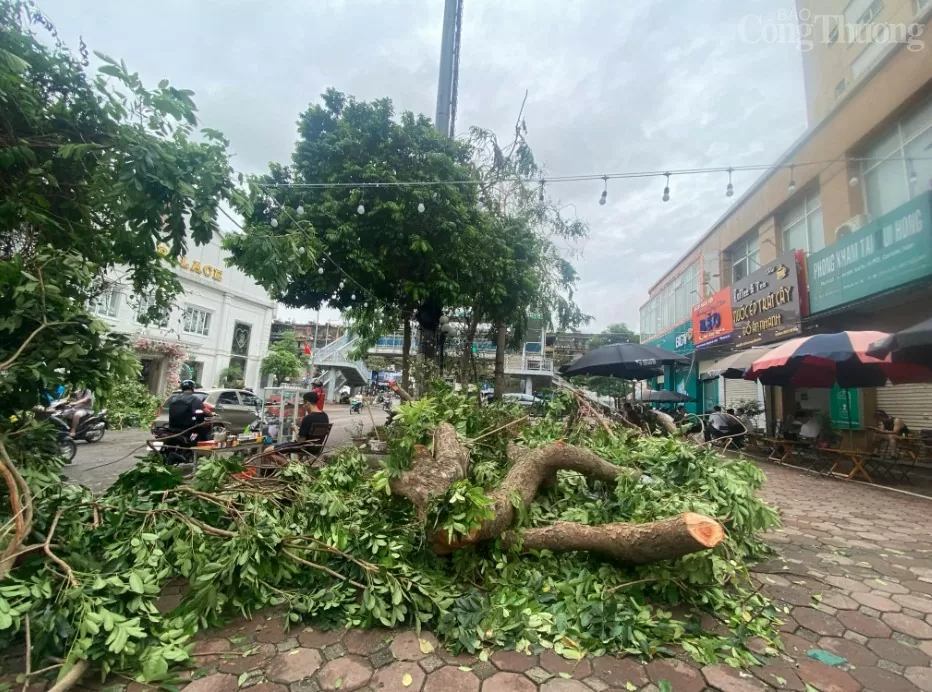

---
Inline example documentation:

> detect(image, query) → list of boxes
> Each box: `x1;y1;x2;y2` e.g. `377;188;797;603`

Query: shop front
806;190;932;435
644;321;700;414
693;250;809;432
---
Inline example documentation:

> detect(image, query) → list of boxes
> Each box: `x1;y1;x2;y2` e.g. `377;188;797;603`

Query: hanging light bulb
599;175;608;206
662;173;671;202
357;203;365;215
339;280;345;289
351;294;356;301
318;266;324;275
417;201;425;213
270;217;279;228
363;302;368;308
788;164;797;195
849;175;859;188
298;246;306;255
725;167;734;198
296;205;305;215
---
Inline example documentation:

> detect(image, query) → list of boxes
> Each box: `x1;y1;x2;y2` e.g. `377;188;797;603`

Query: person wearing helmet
167;380;210;444
311;378;325;412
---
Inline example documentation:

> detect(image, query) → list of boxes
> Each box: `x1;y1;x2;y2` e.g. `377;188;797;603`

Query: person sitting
671;405;687;422
708;406;730;438
64;385;95;438
736;407;754;432
166;380;210;445
798;412;822;442
874;409;909;455
276;391;330;456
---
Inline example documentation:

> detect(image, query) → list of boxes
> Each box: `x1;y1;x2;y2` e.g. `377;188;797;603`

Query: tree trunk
493;322;507;400
459;311;479;392
401;319;412;392
389;423;466;521
508;513;724;564
388;427;724;564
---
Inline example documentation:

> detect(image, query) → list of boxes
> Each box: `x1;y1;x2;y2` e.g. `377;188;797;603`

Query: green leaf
128;573;145;594
658;681;672;692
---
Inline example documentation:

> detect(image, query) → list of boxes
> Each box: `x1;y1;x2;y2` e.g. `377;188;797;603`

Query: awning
700;347;772;380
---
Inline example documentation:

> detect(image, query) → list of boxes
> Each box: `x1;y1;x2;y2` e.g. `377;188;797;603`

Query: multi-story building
92;232;275;394
270;320;346;354
639;0;932;434
546;332;601;368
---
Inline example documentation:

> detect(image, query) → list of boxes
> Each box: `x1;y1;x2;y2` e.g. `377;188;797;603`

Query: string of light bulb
258;154;930;206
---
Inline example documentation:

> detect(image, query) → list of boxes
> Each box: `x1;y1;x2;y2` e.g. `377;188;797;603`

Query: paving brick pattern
9;463;931;692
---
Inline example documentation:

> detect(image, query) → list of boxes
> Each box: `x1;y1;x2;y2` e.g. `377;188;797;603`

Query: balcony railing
504;354;554;373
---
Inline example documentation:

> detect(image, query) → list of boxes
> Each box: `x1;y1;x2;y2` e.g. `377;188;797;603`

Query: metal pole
434;0;458;136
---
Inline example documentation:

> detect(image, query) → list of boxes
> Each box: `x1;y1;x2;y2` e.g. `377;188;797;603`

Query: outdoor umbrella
702;347;772;380
866;316;932;368
744;331;931;388
560;343;687;380
744;331;932;439
628;389;695;403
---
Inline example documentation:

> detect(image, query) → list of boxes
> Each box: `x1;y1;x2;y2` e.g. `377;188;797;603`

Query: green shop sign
808;191;932;313
645;320;694;355
829;384;862;430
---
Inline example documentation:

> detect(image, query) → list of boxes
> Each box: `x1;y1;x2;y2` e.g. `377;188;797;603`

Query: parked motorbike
382;398;392;413
350;400;363;415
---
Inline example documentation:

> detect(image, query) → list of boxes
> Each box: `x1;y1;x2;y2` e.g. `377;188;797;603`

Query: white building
90;231;275;395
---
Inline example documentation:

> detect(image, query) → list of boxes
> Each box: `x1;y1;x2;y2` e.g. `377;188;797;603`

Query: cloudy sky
39;0;808;333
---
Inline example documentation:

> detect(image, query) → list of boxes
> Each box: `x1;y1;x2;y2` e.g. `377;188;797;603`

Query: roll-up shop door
876;383;932;432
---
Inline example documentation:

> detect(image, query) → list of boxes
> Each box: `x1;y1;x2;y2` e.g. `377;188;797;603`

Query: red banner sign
692;288;734;349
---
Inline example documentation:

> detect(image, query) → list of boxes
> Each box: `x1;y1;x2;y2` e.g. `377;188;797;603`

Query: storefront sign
646;320;694;355
732;250;807;348
156;243;224;281
807;191;932;314
830;384;862;430
692;287;734;349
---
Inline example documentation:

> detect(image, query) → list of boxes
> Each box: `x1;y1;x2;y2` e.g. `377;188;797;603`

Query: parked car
501;393;543;407
151;388;263;435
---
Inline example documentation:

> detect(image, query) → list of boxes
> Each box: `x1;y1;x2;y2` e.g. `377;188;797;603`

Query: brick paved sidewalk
169;463;932;692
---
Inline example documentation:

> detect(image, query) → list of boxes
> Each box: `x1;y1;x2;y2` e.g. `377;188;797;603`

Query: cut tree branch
389;423;468;520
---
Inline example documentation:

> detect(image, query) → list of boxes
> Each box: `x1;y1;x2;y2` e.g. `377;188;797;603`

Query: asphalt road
65;403;389;492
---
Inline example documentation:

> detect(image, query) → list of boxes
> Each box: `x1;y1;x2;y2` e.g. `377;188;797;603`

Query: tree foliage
261;332;307;385
588;323;641;349
0;1;233;413
0;390;782;685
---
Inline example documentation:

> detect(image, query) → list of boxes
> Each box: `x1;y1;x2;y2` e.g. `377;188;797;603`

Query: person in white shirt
799;413;822;441
708;406;730;432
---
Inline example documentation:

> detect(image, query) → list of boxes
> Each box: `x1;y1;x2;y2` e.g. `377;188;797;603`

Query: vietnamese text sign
731;250;807;348
808;191;932;314
692;287;734;349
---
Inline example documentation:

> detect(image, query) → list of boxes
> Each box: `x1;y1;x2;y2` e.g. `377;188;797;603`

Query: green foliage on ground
102;378;162;430
0;390;782;686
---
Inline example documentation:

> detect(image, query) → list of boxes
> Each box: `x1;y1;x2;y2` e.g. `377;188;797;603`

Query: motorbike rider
311;378;326;412
65;385;95;437
167;380;211;445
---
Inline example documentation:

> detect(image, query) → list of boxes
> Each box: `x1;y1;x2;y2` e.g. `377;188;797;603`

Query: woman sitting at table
874;409;909;455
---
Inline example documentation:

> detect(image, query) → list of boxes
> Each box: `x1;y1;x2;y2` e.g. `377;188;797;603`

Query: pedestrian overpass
313;333;372;400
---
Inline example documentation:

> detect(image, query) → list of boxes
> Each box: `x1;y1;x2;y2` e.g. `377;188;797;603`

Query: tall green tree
261;332;306;385
0;1;233;415
588;323;640;349
464;123;589;397
224;90;484;390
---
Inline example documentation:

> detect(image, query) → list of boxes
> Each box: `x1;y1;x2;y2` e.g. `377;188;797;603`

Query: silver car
151;388;263;434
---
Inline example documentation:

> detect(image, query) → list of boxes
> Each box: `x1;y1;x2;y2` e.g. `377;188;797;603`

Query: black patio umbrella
867;316;932;368
560;343;687;380
632;389;695;403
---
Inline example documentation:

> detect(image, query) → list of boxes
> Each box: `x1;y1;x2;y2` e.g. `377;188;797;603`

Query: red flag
303;343;311;355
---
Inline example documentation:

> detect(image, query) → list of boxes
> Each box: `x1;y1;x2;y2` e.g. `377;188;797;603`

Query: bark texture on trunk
493;322;506;400
388;423;467;521
508;513;724;564
401;319;412;392
459;312;479;391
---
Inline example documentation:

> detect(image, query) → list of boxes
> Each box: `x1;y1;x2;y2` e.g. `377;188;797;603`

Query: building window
861;95;932;218
781;191;825;254
638;261;699;341
90;289;119;318
135;294;170;328
180;360;203;385
183;305;212;336
730;233;760;282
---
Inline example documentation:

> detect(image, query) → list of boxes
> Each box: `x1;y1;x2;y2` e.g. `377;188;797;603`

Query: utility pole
434;0;461;137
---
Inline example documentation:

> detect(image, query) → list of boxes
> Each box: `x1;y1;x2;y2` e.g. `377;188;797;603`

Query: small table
817;448;872;483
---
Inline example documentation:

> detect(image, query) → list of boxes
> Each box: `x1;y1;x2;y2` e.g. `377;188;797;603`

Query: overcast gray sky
39;0;807;333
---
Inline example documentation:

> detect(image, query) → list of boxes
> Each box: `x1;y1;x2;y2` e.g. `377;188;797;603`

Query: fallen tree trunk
506;513;724;564
388;427;725;564
389;423;467;520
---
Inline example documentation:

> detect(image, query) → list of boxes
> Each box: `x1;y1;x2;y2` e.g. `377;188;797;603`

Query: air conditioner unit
834;214;870;240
